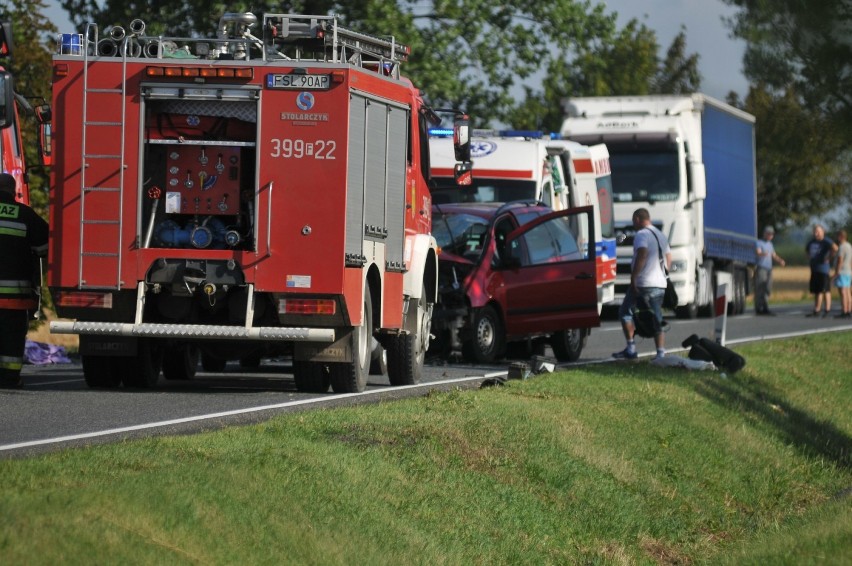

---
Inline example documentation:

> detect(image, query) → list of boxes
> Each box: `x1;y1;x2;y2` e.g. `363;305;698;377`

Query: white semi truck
561;95;757;317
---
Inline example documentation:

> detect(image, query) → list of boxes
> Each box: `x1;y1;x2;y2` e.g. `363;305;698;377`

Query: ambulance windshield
432;179;538;205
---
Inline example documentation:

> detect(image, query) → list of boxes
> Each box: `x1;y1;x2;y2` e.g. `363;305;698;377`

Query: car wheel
551;329;586;362
463;305;505;364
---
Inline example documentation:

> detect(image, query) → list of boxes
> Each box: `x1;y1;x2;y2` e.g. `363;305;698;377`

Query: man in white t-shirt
613;208;672;360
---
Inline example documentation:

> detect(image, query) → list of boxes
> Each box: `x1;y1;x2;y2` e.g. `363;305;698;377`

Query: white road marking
0;372;507;452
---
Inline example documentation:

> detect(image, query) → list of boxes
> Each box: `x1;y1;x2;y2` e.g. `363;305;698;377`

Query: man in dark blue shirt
805;224;838;318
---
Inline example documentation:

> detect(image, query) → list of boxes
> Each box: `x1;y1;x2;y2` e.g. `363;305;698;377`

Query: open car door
499;206;599;336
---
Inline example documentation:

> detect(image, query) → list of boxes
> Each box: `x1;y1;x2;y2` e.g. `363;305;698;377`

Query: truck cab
561;95;757;317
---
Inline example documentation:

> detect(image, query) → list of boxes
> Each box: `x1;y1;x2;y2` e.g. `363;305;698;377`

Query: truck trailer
48;13;468;392
561;94;757;317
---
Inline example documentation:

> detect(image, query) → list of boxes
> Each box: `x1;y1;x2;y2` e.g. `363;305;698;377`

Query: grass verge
2;333;850;564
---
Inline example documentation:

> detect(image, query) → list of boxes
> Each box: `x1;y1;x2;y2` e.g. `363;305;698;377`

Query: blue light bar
428;128;454;137
499;130;543;139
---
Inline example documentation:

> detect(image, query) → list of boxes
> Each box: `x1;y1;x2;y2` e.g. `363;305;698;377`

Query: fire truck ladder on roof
78;23;128;290
262;14;409;77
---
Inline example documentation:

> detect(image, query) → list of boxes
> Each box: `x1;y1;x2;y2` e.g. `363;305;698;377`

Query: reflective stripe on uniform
0;280;33;295
0;356;24;371
0;219;27;237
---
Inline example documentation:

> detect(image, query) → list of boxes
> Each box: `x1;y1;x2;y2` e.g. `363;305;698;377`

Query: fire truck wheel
369;340;387;376
162;344;199;381
551;329;586;362
82;355;121;388
293;361;330;393
462;305;505;364
329;282;372;393
201;352;228;372
387;285;431;385
120;341;163;388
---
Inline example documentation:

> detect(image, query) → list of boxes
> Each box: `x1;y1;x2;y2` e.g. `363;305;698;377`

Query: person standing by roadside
834;229;851;318
0;173;49;388
754;225;785;315
613;208;672;360
805;224;838;318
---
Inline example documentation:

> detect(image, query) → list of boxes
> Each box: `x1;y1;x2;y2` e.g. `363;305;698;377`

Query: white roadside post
714;272;733;346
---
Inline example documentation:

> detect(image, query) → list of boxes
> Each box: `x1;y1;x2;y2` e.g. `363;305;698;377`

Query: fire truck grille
50;321;335;342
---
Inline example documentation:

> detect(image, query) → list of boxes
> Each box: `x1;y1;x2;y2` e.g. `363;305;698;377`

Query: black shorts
810;272;831;294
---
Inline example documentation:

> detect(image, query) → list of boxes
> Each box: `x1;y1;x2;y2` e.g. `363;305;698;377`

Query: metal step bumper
50;321;335;342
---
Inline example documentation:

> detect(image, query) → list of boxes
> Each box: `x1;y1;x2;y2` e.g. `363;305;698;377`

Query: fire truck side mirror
453;114;471;163
38;121;53;167
0;71;14;130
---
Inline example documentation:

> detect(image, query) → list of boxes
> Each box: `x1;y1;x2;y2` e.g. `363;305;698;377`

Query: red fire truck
0;21;51;205
48;13;469;393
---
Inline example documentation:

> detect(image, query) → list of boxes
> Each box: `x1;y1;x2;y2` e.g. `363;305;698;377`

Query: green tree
742;84;849;231
724;0;852;228
56;0;622;126
0;0;55;216
723;0;852;144
508;25;700;132
652;29;700;95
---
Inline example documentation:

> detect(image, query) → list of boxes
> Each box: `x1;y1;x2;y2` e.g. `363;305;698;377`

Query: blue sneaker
612;348;638;360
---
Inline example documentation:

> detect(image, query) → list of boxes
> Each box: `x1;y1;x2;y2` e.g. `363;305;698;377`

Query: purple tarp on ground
25;340;72;365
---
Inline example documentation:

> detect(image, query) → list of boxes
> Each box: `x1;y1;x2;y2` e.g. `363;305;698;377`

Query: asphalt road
2;302;850;458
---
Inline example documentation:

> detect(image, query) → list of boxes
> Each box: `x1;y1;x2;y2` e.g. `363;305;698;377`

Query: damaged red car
430;201;600;363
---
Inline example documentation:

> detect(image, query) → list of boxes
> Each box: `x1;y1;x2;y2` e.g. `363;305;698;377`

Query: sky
42;0;749;100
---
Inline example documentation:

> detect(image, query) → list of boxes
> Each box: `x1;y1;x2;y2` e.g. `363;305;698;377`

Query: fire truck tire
162;344;199;380
369;341;387;376
462;304;505;364
329;282;372;393
551;329;586;362
387;284;431;385
293;361;330;393
120;341;162;388
201;352;227;372
82;355;121;388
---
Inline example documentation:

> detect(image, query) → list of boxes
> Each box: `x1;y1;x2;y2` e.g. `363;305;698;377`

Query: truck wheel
82;355;121;388
162;344;199;381
462;305;505;364
201;352;227;372
329;282;372;393
293;361;330;393
369;340;387;376
387;283;431;386
728;268;746;315
551;329;586;362
120;341;162;388
676;302;699;319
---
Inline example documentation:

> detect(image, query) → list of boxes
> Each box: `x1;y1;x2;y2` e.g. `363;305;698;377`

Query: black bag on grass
682;334;746;374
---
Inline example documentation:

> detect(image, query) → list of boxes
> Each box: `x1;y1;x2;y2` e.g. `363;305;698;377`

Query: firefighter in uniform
0;173;48;388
